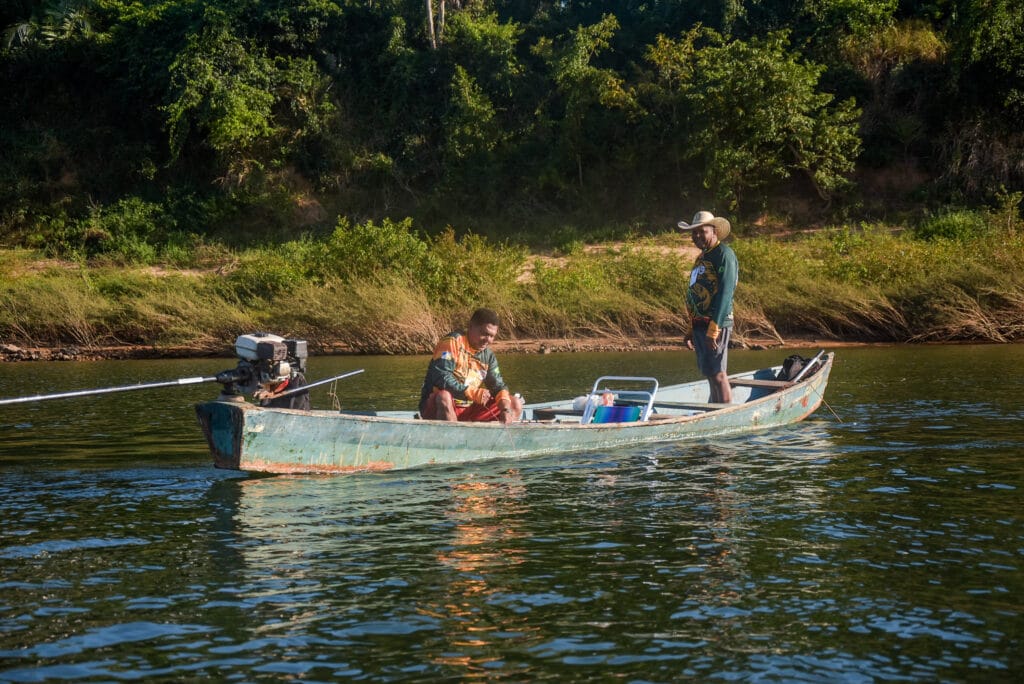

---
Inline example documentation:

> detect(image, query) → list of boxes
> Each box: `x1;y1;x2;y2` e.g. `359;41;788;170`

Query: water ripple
3;347;1024;680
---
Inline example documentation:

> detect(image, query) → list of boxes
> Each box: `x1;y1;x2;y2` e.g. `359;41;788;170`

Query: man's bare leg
424;390;457;421
708;372;732;404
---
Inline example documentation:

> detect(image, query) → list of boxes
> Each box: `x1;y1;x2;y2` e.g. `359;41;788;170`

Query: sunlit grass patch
0;272;113;347
1;206;1022;353
94;271;257;349
271;276;445;355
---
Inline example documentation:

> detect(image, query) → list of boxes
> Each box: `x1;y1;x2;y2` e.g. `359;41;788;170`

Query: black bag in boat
776;354;818;381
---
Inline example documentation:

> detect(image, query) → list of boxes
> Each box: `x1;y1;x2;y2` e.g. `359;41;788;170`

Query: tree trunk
426;0;437;50
425;0;452;49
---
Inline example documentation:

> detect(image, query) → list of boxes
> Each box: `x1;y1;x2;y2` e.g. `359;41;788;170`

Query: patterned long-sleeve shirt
419;331;511;409
686;242;739;330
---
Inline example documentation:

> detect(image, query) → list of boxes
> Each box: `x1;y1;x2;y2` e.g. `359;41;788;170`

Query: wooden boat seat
651;401;733;411
730;378;792;389
532;408;583;421
617;399;733;412
534;399;733;420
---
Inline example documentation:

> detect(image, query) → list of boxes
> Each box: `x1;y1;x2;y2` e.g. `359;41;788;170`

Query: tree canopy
1;0;1021;254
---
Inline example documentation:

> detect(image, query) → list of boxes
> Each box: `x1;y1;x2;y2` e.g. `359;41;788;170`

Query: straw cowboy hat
677;211;731;240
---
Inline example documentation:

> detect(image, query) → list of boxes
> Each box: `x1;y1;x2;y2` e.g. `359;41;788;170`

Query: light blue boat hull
196;353;833;474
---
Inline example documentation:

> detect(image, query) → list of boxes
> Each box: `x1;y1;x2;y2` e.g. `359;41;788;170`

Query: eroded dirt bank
0;335;881;363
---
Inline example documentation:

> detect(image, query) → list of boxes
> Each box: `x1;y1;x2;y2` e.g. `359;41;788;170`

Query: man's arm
483;351;512;407
706;250;738;343
425;336;475;401
713;250;738;327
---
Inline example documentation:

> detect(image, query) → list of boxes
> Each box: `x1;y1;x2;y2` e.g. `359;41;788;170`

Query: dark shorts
692;324;730;377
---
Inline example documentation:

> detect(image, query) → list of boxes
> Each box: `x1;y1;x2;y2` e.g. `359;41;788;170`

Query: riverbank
4;217;1022;360
0;334;888;363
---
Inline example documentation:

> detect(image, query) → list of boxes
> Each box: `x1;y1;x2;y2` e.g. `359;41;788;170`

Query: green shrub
0;272;112;346
613;240;689;302
105;275;257;348
806;226;950;288
272;276;444;354
548;227;585;256
321;217;441;289
86;197;177;264
528;253;662;336
223;239;322;300
160;232;202;268
22;211;81;259
913;209;988;242
426;229;527;307
734;237;824;287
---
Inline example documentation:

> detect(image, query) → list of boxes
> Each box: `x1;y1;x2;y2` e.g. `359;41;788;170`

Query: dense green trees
641;28;861;207
1;0;1021;260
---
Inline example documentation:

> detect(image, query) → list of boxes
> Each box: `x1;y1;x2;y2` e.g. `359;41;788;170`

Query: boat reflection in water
201;465;555;675
426;471;539;675
204;420;840;675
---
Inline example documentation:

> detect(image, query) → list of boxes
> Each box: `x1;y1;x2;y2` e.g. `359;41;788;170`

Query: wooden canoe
196;352;834;474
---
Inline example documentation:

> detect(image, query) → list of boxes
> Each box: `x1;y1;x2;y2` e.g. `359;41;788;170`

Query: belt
691;316;711;325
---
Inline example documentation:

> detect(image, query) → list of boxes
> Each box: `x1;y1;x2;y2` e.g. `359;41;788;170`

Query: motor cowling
217;333;309;398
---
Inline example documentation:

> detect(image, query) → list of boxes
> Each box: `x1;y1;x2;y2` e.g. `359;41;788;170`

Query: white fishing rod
268;369;365;399
0;369;365;406
0;375;221;406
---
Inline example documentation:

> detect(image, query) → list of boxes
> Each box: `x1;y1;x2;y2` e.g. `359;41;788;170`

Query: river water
1;345;1022;681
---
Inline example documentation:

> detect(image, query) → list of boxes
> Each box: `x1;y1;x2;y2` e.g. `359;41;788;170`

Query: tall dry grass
272;276;447;354
0;272;112;347
93;272;258;350
2;211;1022;353
734;223;1023;344
908;285;1024;343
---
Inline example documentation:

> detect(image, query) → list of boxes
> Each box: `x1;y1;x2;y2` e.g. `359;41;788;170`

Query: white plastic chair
580;376;659;424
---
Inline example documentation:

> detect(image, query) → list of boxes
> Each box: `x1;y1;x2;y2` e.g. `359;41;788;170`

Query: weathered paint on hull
196;355;832;474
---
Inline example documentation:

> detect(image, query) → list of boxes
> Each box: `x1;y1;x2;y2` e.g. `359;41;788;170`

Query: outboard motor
215;333;309;402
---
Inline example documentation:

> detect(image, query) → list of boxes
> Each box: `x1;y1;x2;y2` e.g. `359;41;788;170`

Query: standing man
420;307;524;423
679;211;739;404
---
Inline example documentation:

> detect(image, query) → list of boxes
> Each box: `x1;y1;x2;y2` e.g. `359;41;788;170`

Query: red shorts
454;398;503;422
421;391;505;422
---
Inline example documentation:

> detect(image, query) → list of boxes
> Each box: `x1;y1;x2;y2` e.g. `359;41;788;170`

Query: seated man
419;307;524;423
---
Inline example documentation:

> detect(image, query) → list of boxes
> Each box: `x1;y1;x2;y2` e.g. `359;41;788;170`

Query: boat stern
195;400;247;470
